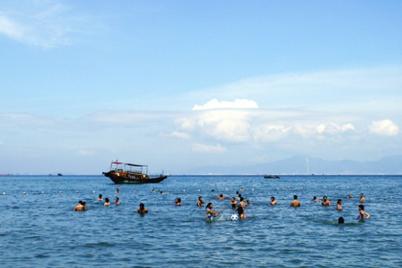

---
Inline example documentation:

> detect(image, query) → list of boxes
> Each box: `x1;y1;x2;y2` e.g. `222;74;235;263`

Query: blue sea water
0;175;402;267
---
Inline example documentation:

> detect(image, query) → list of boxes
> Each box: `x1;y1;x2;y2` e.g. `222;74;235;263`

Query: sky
0;0;402;174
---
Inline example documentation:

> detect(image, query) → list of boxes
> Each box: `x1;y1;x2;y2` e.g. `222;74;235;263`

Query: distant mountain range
187;155;402;175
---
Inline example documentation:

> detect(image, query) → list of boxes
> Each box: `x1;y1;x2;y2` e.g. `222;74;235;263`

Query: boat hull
103;171;167;184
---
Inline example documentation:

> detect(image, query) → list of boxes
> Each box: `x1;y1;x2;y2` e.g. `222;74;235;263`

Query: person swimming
115;196;121;206
347;193;353;199
217;194;225;201
290;195;301;207
357;204;370;221
336;199;343;211
359;193;366;204
98;194;103;202
230;197;237;209
270;196;277;206
312;196;320;202
321;196;331;207
104;197;110;206
137;202;148;215
237;206;246;220
74;200;86;211
338;216;345;224
175;197;182;206
197;196;204;208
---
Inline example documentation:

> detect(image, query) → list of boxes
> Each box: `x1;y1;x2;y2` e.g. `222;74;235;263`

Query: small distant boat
103;161;167;184
264;175;280;179
57;173;63;176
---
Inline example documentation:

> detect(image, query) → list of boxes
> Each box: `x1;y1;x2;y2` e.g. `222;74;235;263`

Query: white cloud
192;143;226;153
253;124;291;142
0;1;92;48
0;15;25;40
369;119;399;136
181;99;258;142
169;131;190;140
192;98;258;111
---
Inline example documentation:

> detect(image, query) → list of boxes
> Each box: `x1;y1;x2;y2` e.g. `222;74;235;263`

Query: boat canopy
110;161;148;174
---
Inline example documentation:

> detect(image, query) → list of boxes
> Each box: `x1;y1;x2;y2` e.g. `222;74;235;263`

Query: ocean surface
0;175;401;267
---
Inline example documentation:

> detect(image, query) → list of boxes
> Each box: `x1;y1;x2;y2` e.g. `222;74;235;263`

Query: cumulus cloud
369;119;399;136
192;143;226;153
180;99;258;142
253;124;291;142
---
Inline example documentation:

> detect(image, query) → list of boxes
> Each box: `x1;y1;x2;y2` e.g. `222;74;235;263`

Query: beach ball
231;214;239;221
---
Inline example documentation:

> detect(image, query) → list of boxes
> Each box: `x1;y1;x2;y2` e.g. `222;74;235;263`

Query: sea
0;175;401;267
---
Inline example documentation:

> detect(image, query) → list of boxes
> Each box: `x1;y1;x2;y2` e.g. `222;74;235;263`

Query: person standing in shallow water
175;197;182;206
290;195;301;207
104;197;110;206
74;200;86;211
98;194;103;202
336;199;343;211
137;203;148;215
359;193;366;204
115;197;121;206
270;196;277;206
230;197;237;209
321;196;331;207
357;204;370;221
197;196;204;208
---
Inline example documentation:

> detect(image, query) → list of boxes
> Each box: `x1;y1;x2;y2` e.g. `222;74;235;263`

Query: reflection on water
0;175;402;267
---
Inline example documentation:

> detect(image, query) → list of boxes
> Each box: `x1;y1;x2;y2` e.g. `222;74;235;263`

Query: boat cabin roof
111;161;148;167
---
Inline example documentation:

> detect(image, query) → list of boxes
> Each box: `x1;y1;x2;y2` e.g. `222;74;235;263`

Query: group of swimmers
74;188;371;224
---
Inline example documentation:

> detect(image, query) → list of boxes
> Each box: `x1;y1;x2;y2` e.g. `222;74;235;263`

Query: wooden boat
264;175;280;179
103;161;167;184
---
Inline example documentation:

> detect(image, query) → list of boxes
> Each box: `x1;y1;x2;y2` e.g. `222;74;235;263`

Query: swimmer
197;196;204;208
115;196;121;206
237;206;246;220
230;197;237;209
357;204;370;221
347;193;353;199
98;194;103;202
336;199;343;211
270;196;277;206
217;194;225;201
206;202;219;218
115;187;120;195
74;200;86;212
290;195;301;207
359;193;366;204
137;203;148;215
321;196;331;207
175;197;182;206
312;196;319;202
104;197;110;206
338;217;345;224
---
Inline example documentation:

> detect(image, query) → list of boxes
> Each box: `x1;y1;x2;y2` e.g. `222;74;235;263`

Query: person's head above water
338;217;345;224
337;199;342;204
139;202;145;209
206;202;213;209
293;195;298;200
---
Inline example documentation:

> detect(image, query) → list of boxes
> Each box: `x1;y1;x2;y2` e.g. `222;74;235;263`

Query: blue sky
0;0;402;174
